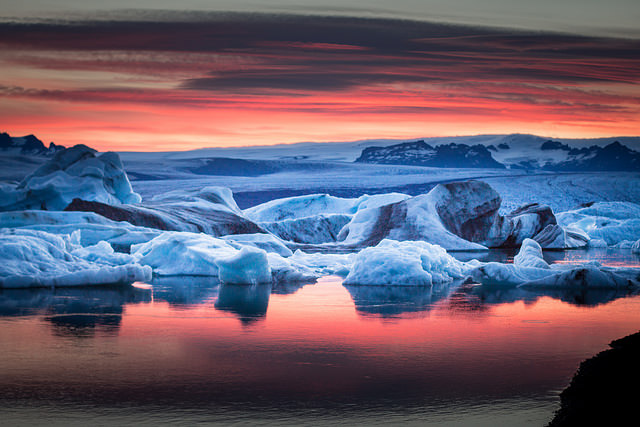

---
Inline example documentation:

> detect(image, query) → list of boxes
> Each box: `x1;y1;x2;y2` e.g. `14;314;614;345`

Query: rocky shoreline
549;330;640;426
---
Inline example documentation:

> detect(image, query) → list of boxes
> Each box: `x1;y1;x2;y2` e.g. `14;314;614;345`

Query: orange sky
1;14;639;151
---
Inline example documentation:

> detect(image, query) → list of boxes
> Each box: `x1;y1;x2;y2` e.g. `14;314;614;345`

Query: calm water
1;249;640;426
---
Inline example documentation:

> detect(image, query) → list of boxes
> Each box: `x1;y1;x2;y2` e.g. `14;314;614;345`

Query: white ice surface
0;210;161;248
2;145;141;211
343;239;467;286
0;229;151;288
557;202;640;245
215;246;272;285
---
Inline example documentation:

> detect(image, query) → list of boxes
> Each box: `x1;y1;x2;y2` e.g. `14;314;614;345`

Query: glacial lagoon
1;249;639;426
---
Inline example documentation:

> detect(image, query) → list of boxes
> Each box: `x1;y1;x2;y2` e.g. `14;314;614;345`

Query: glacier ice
221;233;293;257
244;192;409;244
632;239;640;254
532;224;589;249
215;246;272;285
0;210;161;249
1;145;141;211
469;238;640;289
66;186;264;237
343;239;467;286
131;232;238;276
244;192;410;222
0;229;151;288
130;231;322;283
557;202;640;245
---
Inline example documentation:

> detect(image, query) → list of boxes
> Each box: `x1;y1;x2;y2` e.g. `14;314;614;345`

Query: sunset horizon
2;6;639;152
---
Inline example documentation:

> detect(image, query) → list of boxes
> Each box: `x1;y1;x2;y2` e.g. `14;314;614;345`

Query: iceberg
1;145;141;211
131;232;237;276
221;233;293;257
343;239;467;286
532;224;589;249
557;202;640;245
244;192;410;222
244;193;409;244
215;246;272;285
632;239;640;254
66;186;264;237
130;231;322;283
0;210;161;250
0;229;151;288
469;239;640;289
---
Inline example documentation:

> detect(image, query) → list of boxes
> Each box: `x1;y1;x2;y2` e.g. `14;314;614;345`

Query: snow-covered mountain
354;138;640;171
355;141;505;168
0;132;64;156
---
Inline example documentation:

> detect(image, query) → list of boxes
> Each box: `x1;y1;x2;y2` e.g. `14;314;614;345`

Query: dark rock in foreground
549;330;640;426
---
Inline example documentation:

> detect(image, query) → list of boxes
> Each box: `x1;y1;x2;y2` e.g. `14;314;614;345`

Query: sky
1;1;640;151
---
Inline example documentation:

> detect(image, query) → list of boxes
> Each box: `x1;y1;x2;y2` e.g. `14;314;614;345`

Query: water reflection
448;282;640;312
215;283;272;325
343;280;463;318
0;285;151;337
0;285;151;317
151;276;220;307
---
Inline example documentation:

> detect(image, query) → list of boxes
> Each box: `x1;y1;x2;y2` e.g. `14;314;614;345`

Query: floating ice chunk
289;250;354;277
71;241;137;266
244;192;410;223
468;262;555;287
149;186;242;215
632;239;640;254
259;214;351;244
613;240;635;249
2;145;140;211
0;210;161;249
131;231;237;276
514;239;550;269
215;246;272;285
557;202;640;245
343;239;466;286
267;253;318;283
520;266;636;290
0;229;150;288
533;224;589;249
221;233;293;257
469;235;640;288
131;230;315;282
589;239;608;248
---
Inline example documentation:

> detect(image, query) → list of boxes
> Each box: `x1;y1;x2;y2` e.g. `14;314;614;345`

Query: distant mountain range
355;141;505;169
355;139;640;171
0;132;64;155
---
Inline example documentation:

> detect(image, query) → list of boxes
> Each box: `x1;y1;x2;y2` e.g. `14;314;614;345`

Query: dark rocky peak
541;140;571;151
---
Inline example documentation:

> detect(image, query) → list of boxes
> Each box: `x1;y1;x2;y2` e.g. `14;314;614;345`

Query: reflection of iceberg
47;313;122;338
0;285;151;337
215;283;272;324
451;282;638;311
343;281;462;318
151;276;220;307
271;281;314;295
0;285;151;317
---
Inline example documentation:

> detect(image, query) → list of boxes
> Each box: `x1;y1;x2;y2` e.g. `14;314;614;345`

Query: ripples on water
1;249;639;426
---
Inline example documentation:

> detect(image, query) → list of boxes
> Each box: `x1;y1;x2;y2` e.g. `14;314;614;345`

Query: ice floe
557;202;640;246
0;229;150;288
343;239;467;286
